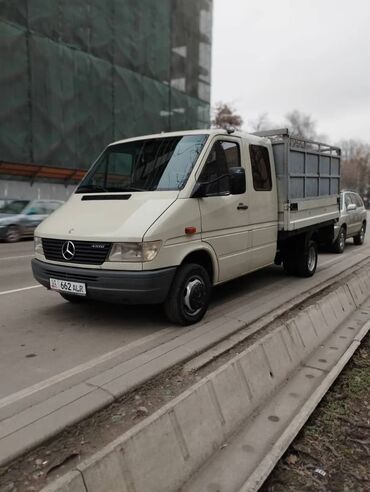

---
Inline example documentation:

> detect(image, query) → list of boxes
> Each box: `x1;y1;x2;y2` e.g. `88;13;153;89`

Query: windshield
76;134;208;193
0;200;29;214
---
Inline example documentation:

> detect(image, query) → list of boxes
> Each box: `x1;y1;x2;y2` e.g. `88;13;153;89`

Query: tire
296;240;318;277
164;263;212;325
331;226;346;254
5;225;20;243
353;224;365;245
60;293;86;303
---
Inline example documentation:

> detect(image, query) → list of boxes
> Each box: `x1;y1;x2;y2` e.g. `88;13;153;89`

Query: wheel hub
307;246;316;271
183;278;206;315
339;231;345;249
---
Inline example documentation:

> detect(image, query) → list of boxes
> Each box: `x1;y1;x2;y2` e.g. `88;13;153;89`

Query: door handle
237;203;248;210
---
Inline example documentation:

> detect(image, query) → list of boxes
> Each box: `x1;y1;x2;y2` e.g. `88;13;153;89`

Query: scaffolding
0;0;213;175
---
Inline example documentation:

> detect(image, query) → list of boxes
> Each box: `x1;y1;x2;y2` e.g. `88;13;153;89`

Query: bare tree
284;110;317;140
212;102;243;130
340;140;370;195
249;112;272;132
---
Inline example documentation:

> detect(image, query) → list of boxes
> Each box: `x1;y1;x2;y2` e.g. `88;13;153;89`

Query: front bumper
31;258;176;304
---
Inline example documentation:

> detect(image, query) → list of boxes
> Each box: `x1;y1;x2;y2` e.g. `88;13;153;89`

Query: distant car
362;195;370;210
331;191;367;253
0;199;64;242
0;198;12;208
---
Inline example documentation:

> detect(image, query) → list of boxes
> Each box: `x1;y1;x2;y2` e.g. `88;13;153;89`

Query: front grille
42;239;111;265
45;269;98;282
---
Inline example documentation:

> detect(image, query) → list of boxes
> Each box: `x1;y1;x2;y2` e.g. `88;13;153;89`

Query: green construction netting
0;0;212;169
0;21;30;162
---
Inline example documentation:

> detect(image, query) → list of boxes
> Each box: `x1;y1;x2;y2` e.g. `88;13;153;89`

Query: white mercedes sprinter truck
32;129;341;325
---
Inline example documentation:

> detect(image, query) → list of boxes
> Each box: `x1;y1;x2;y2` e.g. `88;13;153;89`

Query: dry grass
262;333;370;492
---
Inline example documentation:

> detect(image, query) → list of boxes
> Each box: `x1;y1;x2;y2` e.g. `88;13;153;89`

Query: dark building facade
0;0;212;171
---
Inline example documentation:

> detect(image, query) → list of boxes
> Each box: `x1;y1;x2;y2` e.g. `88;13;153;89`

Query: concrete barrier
42;267;370;492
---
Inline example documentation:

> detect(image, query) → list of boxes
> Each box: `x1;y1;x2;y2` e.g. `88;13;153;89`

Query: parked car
331;191;367;253
32;128;342;325
0;198;12;208
0;199;64;242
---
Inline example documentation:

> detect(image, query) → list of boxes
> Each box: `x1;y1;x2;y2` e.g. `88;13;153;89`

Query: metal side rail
41;265;370;492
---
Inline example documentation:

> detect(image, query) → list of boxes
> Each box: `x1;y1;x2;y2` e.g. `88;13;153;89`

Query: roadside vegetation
262;332;370;492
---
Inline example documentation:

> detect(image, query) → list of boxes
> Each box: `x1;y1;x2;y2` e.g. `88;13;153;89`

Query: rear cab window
249;145;272;191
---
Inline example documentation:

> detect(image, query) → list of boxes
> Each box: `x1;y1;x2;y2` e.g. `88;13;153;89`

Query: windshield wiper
76;185;108;193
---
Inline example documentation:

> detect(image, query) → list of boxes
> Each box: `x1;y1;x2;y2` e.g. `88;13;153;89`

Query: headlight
34;236;43;255
108;241;162;262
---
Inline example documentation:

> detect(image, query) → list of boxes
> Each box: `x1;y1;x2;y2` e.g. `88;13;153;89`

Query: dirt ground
262;332;370;492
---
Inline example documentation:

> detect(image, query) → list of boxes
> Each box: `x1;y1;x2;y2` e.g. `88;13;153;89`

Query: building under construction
0;0;213;198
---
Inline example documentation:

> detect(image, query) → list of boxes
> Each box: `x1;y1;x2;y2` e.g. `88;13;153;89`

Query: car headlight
108;241;162;262
34;236;43;255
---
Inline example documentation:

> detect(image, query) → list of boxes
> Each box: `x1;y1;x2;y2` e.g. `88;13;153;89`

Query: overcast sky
211;0;370;143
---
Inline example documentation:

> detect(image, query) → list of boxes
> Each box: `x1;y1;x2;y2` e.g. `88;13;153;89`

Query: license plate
50;278;86;296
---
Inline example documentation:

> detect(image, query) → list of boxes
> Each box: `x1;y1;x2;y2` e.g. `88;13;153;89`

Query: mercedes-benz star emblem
62;241;76;260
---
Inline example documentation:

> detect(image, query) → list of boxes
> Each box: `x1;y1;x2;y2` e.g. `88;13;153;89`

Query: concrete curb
239;320;370;492
41;266;370;492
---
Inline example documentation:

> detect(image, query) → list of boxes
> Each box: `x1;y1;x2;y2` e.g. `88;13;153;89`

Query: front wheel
353;224;365;245
5;225;20;243
164;263;211;325
331;226;346;253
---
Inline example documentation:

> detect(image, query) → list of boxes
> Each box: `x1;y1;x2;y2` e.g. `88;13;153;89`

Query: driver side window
198;140;241;195
344;194;352;208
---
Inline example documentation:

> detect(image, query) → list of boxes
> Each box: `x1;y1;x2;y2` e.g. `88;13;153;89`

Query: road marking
0;254;33;261
0;285;42;296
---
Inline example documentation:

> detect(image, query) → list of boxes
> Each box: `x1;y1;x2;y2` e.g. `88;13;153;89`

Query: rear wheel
331;226;346;253
353;224;365;245
5;225;20;243
283;239;318;278
296;240;318;277
164;263;211;325
60;293;86;303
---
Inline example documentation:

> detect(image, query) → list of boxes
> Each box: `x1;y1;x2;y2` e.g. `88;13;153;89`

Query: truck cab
32;129;340;324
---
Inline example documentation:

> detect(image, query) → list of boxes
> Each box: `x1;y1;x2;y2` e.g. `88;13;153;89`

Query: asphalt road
0;224;369;402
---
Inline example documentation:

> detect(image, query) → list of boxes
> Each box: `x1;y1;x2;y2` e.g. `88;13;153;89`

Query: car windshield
0;200;29;214
76;134;208;193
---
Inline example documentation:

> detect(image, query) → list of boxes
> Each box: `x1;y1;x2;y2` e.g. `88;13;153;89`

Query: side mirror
229;167;246;195
347;203;356;211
